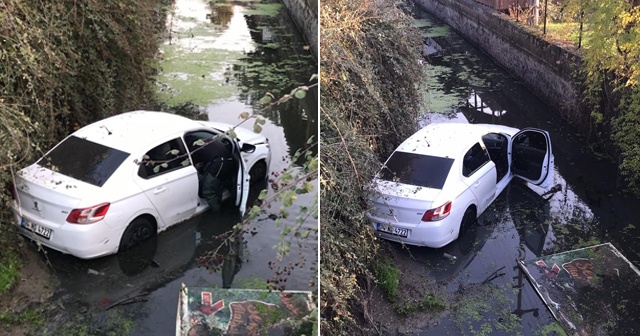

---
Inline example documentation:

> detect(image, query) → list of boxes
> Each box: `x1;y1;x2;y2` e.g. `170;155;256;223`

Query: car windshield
38;136;129;187
379;151;453;189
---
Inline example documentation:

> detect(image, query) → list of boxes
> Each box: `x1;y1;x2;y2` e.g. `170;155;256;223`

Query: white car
368;123;553;248
10;111;271;259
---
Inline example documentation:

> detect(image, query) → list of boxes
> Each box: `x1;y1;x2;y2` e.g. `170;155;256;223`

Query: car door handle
473;181;481;187
153;187;167;194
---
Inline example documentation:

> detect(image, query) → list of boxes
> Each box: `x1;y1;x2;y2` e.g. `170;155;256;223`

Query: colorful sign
176;284;313;335
520;243;640;335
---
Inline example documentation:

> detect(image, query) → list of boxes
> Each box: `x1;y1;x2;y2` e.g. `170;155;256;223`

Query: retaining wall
282;0;318;58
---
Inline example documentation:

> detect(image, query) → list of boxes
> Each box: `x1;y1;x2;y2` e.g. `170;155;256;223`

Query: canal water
34;0;318;335
376;4;640;335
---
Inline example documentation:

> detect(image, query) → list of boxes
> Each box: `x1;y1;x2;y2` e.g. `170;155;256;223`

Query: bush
0;0;170;293
320;0;425;333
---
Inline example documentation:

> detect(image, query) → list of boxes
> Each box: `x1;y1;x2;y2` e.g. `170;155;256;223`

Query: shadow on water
392;4;640;335
32;0;317;335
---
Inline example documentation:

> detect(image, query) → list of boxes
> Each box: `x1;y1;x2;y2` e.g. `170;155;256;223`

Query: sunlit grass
543;22;581;45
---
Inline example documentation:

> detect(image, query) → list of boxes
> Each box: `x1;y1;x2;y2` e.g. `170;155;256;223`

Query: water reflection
466;90;507;119
207;0;233;28
224;8;318;164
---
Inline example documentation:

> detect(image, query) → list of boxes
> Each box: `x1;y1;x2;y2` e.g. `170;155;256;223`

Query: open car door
185;130;249;215
230;139;249;216
509;128;554;189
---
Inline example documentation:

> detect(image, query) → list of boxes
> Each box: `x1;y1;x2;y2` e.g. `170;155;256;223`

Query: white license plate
377;223;409;237
21;218;52;239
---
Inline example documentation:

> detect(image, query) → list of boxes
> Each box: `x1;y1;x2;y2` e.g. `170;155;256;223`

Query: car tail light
66;203;110;224
421;201;452;222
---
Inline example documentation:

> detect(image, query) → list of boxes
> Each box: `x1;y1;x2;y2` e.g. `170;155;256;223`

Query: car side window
462;143;490;177
138;138;191;179
184;131;216;153
184;131;235;168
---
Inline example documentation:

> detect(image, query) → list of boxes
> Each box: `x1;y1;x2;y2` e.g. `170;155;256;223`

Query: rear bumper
10;202;119;259
367;214;458;248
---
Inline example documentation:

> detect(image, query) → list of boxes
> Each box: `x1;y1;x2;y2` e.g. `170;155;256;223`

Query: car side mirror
241;143;256;153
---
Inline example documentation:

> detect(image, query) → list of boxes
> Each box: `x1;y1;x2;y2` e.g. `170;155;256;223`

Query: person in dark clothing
189;137;235;213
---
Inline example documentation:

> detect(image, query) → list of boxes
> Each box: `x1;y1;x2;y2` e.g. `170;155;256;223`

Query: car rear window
38;136;129;187
379;151;453;189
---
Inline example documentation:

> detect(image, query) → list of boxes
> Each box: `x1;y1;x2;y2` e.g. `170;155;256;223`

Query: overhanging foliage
320;0;425;333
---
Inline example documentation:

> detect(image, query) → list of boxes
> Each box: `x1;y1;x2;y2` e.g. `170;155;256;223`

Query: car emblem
32;201;40;212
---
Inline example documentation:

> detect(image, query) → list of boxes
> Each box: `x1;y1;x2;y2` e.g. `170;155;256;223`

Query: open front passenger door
184;130;249;215
229;137;249;216
509;128;554;189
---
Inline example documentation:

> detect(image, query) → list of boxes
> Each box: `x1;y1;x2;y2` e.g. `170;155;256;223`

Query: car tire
460;207;476;235
249;160;267;185
119;217;155;252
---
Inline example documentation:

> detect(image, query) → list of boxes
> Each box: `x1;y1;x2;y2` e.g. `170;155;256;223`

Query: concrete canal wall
282;0;318;58
413;0;589;130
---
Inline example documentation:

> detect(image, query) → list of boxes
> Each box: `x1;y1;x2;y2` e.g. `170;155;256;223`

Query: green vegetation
452;285;521;336
535;321;569;336
518;0;640;194
543;22;581;45
157;45;240;105
0;307;43;329
244;2;283;16
320;0;425;333
394;293;445;315
373;257;401;299
0;234;20;294
57;315;134;336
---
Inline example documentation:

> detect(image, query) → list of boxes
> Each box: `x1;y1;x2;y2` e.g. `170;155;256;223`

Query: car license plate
21;218;52;240
377;223;409;237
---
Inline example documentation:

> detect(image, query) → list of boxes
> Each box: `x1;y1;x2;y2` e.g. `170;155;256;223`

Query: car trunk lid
14;165;94;225
370;179;442;225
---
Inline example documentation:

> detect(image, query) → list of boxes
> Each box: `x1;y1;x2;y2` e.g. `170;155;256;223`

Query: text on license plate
377;223;409;237
21;218;52;239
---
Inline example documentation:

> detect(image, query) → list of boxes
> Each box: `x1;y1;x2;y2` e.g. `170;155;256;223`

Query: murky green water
35;1;317;334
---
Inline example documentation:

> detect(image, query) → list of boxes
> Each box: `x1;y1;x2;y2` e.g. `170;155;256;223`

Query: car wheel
460;207;476;235
119;217;155;252
249;160;267;185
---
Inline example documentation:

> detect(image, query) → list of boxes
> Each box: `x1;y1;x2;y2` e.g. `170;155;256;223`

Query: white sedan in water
10;111;271;259
368;123;554;248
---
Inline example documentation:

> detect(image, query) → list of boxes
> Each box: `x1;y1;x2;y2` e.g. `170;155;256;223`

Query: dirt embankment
366;243;452;335
0;247;56;336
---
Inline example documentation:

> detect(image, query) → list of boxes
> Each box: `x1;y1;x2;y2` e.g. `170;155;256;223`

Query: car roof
72;111;207;152
396;123;490;158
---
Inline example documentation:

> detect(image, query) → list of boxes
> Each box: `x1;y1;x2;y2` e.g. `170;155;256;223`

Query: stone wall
282;0;318;58
414;0;589;130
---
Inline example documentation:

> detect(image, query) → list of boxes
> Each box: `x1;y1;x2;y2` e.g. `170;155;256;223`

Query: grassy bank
319;0;425;333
